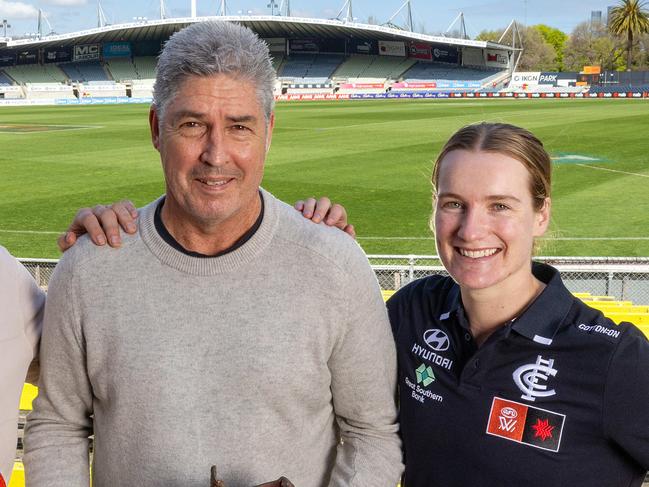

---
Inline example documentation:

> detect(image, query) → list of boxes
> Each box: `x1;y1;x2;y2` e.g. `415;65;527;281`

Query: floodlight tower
97;0;108;27
336;0;353;22
387;0;413;31
445;12;467;39
2;19;11;38
191;0;196;18
218;0;226;15
279;0;291;16
160;0;168;19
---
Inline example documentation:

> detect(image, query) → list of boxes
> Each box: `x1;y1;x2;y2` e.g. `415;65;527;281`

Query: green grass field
1;98;648;258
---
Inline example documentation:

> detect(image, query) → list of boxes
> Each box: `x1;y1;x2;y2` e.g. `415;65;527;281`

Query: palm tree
609;0;649;70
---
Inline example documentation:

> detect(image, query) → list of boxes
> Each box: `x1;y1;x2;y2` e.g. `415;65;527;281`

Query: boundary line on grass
576;164;649;178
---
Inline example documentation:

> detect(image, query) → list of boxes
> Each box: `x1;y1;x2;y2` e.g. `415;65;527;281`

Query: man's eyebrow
226;114;257;123
170;109;206;122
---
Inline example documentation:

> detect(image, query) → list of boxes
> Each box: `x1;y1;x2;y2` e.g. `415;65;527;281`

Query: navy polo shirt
387;262;649;487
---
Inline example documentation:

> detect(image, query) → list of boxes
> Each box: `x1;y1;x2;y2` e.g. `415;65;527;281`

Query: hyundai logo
423;329;450;351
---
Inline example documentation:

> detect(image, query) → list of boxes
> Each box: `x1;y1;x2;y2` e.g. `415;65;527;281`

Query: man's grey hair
153;21;276;123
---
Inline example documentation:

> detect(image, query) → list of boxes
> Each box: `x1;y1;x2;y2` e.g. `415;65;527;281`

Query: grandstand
0;15;515;103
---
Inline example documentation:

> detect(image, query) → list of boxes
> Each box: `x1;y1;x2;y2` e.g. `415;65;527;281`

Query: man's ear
149;105;161;151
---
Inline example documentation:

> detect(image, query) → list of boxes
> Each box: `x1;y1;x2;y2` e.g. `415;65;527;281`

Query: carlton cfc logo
423;329;450;351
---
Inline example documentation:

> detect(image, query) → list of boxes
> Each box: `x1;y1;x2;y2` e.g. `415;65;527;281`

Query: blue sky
1;0;618;38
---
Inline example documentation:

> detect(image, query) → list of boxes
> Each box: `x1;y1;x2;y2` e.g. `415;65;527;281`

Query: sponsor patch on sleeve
486;396;566;452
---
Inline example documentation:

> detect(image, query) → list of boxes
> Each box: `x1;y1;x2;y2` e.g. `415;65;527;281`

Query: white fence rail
19;255;649;305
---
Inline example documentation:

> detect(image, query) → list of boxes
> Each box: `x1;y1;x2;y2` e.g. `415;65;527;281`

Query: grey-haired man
25;21;402;487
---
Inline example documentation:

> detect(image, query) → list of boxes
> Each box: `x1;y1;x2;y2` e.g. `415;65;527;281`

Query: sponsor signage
486;396;565;452
378;40;406;57
393;82;437;89
340;83;384;89
485;49;509;68
73;44;100;61
349;39;377;55
511;72;540;87
409;42;431;60
0;53;15;67
103;42;132;58
538;72;559;85
44;47;72;64
263;37;286;53
289;39;319;53
430;43;459;63
17;49;38;65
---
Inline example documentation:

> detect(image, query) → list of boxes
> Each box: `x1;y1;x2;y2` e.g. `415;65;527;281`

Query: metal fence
368;255;649;305
19;255;649;305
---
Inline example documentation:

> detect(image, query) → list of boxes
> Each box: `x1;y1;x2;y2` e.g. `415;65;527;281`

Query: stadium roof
0;15;515;51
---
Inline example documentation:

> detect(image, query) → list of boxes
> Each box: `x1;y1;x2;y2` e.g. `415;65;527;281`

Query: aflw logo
498;406;518;432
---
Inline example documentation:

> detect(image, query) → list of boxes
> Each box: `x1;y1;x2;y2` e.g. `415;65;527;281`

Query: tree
563;21;624;71
535;24;568;70
609;0;649;70
476;25;557;71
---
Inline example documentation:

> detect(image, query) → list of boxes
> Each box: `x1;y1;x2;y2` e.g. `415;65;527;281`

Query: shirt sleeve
327;246;404;487
603;324;649;469
15;259;45;385
24;255;93;487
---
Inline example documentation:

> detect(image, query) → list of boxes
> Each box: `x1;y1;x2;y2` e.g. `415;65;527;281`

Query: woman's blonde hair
432;122;552;210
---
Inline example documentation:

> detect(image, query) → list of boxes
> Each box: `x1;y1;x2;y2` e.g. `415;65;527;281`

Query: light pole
267;0;277;16
2;19;11;38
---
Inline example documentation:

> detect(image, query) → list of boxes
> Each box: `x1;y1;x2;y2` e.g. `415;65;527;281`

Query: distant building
591;10;603;25
607;5;615;26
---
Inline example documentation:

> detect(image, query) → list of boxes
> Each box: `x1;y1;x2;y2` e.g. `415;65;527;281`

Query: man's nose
200;128;229;166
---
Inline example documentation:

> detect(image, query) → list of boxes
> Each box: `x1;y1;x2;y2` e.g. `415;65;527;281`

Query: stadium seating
133;56;157;79
588;83;649;94
333;54;415;81
402;62;499;82
1;64;67;84
59;61;110;82
105;58;138;81
278;53;343;83
0;70;14;85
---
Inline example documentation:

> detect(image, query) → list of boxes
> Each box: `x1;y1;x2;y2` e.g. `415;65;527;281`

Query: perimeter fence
18;255;649;305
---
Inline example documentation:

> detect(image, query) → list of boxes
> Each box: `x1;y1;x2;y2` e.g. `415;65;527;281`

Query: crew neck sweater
25;189;402;487
0;246;43;485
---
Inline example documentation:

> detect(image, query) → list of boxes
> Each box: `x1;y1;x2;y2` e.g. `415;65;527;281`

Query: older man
25;21;402;487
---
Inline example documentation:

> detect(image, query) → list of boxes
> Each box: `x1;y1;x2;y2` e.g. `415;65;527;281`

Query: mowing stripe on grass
576;164;649;179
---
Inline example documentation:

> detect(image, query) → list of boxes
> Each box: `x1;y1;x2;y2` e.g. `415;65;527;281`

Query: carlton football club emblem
513;355;558;402
486;397;566;452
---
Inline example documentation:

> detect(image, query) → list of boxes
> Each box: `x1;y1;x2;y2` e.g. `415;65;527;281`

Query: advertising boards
44;47;72;64
349;39;377;55
103;42;132;58
430;43;459;63
409;42;431;60
378;40;406;57
17;49;38;65
73;44;100;61
485;49;509;68
289;39;320;53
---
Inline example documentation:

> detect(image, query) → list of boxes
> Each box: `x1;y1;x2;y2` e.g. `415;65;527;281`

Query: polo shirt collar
437;262;572;346
510;262;573;345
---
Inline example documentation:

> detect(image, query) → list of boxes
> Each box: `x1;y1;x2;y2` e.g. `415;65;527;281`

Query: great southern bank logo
423;328;450;351
415;363;435;386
